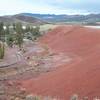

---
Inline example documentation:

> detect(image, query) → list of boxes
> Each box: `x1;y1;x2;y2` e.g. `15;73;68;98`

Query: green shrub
0;43;5;59
70;94;79;100
25;95;41;100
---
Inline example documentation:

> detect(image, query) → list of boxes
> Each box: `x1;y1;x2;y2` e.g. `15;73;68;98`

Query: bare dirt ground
0;40;71;99
1;25;100;100
19;25;100;100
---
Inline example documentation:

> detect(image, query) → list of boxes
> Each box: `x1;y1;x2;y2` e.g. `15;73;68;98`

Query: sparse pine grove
0;22;41;59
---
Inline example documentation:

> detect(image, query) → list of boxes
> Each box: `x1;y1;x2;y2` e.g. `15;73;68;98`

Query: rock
20;87;26;94
7;81;14;86
0;85;5;95
14;97;21;100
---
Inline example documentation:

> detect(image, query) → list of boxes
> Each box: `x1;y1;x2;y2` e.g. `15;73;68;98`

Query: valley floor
1;25;100;100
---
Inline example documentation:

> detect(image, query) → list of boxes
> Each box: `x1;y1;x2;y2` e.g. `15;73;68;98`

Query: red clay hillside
20;25;100;99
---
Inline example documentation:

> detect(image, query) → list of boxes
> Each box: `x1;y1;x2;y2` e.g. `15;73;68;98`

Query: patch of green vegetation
0;43;5;59
40;24;58;32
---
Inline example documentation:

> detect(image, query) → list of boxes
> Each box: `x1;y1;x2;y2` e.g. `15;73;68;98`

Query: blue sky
0;0;100;16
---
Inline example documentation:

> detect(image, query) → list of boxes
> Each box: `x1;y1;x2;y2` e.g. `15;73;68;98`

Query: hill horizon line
1;12;100;17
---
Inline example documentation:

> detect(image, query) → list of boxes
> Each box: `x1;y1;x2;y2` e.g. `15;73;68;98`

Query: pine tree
0;22;4;41
15;23;24;49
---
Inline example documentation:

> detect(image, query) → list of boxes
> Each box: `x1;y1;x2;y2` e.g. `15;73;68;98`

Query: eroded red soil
20;25;100;99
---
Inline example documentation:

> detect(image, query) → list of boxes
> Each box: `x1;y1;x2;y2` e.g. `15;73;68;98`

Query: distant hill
22;13;100;24
1;13;100;25
0;14;46;25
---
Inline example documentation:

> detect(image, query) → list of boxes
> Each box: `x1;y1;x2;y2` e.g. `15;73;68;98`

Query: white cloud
0;0;37;15
0;0;100;15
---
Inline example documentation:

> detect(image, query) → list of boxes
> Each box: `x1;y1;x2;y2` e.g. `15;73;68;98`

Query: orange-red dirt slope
21;25;100;99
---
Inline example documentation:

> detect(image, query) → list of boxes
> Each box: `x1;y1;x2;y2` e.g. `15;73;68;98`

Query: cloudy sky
0;0;100;16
